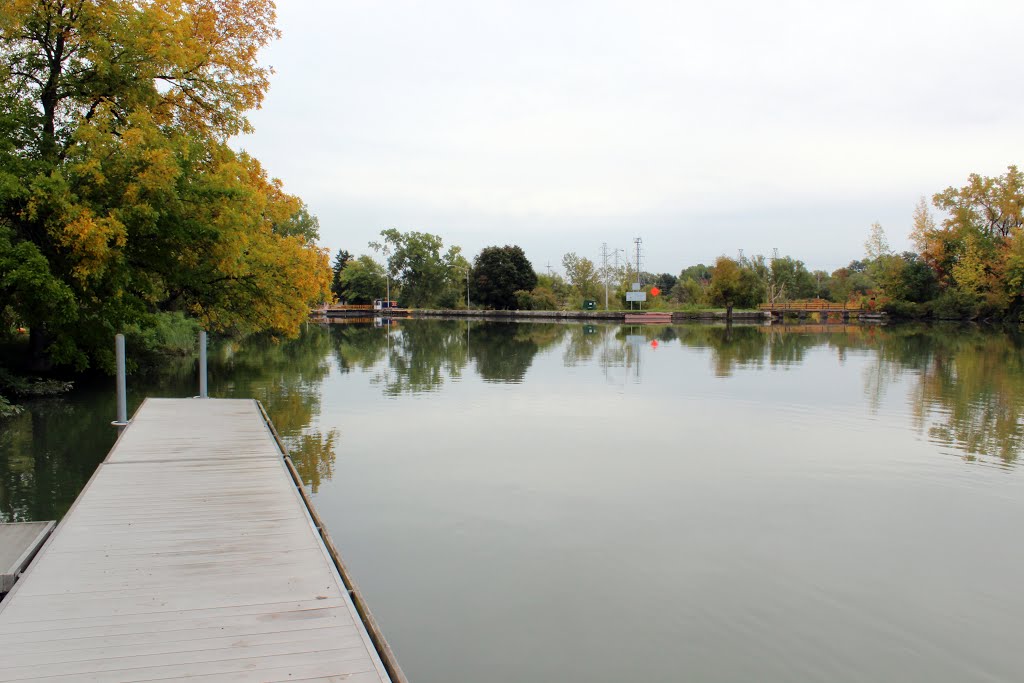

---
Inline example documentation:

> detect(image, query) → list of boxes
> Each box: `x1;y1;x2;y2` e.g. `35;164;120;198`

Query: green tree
371;229;464;308
708;256;762;317
471;245;537;309
338;256;386;304
0;0;329;371
561;252;600;301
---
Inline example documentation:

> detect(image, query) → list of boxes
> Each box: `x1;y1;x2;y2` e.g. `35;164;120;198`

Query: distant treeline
333;166;1024;322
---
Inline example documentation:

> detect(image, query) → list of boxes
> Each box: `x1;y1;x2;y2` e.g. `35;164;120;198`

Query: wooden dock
0;398;395;683
624;312;673;323
0;522;55;595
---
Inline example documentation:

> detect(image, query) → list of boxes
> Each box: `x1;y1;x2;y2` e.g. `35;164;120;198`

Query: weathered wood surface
0;398;391;683
0;522;55;594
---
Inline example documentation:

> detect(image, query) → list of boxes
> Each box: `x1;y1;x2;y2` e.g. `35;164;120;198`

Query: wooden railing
324;304;374;311
758;299;862;312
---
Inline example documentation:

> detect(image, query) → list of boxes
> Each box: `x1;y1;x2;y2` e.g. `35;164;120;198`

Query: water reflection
326;321;1024;465
4;321;1024;521
214;330;339;492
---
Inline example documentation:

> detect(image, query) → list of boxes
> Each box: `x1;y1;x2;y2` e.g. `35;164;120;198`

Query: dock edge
256;401;410;683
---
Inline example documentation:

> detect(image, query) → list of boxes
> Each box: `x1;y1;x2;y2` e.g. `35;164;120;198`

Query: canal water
3;320;1024;682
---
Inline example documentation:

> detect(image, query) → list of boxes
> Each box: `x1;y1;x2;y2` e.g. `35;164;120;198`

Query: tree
471;245;537;310
708;256;762;318
331;250;353;301
371;229;464;308
915;167;1024;293
0;0;329;371
864;221;892;260
652;273;678;293
909;196;937;254
933;166;1024;240
561;252;600;300
829;262;876;303
338;256;386;304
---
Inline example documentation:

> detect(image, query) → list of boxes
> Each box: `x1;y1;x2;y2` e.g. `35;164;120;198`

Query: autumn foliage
0;0;330;370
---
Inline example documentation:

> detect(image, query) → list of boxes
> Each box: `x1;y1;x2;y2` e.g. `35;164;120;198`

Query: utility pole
601;243;608;310
632;237;644;311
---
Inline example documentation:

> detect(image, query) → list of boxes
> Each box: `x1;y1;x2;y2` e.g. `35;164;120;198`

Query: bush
881;300;927;319
0;368;73;418
514;286;559;311
930;289;981;320
124;311;201;356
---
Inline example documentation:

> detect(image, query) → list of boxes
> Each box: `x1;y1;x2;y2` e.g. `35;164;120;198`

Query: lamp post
466;267;470;309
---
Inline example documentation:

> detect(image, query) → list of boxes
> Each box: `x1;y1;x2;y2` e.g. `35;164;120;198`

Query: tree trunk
28;326;52;373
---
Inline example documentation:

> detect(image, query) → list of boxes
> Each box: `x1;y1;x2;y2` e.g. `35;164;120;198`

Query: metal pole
113;333;128;426
466;269;470;309
198;330;208;398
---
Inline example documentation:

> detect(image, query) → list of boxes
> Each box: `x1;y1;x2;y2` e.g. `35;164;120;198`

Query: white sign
626;335;647;345
631;282;642;291
625;291;647;302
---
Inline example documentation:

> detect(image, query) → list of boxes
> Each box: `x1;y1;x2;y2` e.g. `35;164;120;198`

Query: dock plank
0;398;391;683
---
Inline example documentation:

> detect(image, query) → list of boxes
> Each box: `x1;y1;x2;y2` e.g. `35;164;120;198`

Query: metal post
198;330;208;398
466;269;470;309
113;333;128;426
384;245;390;306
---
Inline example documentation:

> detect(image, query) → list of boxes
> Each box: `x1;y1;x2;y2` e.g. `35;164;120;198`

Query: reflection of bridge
758;324;869;335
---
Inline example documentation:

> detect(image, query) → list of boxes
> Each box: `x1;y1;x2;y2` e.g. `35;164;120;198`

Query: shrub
881;300;927;319
930;289;981;320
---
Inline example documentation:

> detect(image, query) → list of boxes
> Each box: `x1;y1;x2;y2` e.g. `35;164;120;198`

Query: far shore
317;307;891;323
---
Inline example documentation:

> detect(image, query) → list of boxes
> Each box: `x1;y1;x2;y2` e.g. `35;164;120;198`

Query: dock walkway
0;398;392;683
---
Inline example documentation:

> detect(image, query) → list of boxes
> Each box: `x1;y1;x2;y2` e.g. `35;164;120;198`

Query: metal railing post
112;333;128;426
198;330;208;398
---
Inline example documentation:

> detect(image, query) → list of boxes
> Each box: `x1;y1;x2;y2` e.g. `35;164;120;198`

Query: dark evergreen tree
331;250;352;301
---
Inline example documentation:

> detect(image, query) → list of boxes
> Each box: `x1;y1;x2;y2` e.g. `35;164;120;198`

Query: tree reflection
288;429;337;493
212;326;337;490
363;320;569;393
468;322;560;382
0;401;119;522
901;327;1024;464
370;320;469;394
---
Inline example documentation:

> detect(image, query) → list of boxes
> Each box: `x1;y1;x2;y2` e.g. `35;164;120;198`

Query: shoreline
318;308;893;323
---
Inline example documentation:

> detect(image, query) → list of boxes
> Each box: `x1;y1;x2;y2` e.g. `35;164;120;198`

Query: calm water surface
3;320;1024;682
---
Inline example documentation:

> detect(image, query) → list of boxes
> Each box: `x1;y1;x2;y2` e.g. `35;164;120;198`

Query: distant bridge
758;300;872;318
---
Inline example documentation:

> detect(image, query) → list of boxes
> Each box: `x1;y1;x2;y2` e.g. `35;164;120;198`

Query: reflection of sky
311;323;1024;683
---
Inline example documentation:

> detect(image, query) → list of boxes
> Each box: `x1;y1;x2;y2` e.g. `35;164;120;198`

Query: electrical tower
633;237;643;286
601;243;610;310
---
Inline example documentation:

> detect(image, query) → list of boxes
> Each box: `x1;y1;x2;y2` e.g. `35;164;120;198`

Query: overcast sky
237;0;1024;275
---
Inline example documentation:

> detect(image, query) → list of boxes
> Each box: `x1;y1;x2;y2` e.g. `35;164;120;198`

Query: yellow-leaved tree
0;0;329;371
